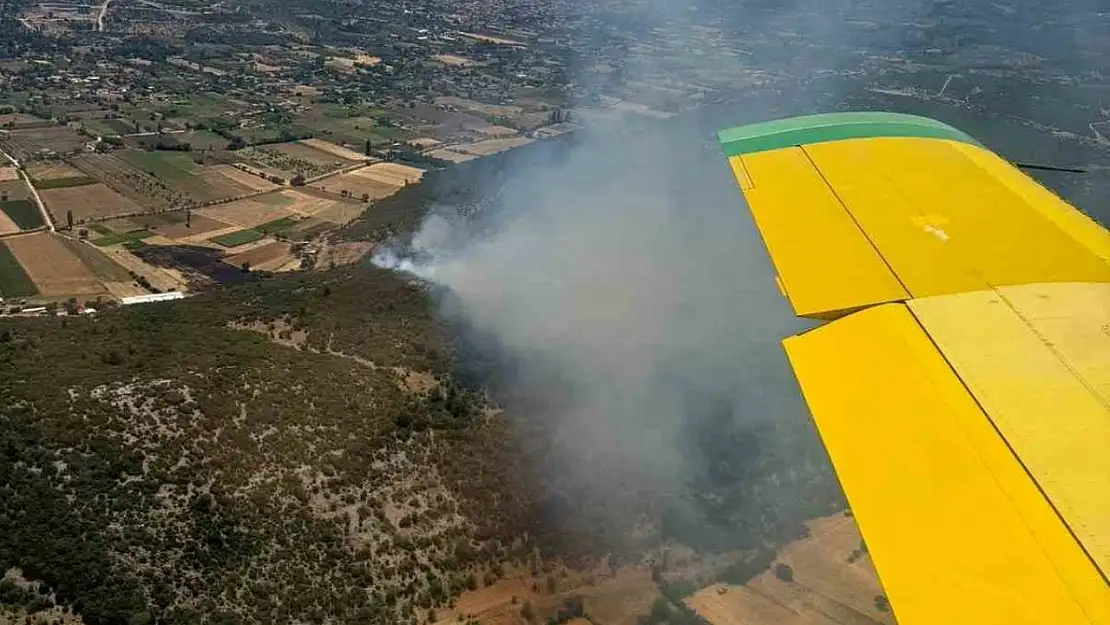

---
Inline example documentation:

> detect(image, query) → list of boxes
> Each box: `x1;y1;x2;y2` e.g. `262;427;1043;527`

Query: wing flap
783;303;1108;625
908;283;1110;584
729;148;907;318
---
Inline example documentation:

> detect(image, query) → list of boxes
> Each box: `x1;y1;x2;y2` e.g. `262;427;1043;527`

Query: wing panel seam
906;302;1110;597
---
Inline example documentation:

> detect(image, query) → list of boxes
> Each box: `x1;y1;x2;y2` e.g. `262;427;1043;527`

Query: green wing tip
717;112;982;157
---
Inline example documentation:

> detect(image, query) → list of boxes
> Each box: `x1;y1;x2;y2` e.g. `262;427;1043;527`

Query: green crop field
35;176;98;190
119;151;199;182
92;229;153;247
0;241;38;297
255;216;298;235
0;200;44;230
210;229;265;248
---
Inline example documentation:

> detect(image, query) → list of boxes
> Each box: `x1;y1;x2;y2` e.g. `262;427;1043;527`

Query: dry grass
299;138;369;162
359;162;425;186
4;232;106;296
685;514;893;625
40;183;145;223
312;168;406;201
26;161;85;180
427;148;479;163
225;241;294;271
452;137;533;156
0;210;19;235
99;245;190;292
198;195;298;229
210;164;280;192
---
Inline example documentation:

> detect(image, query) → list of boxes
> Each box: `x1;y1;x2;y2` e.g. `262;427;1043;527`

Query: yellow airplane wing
718;112;1110;625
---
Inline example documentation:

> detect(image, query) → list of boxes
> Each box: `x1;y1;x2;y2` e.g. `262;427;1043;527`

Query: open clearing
197;194;298;229
451;136;533;156
1;200;44;230
299;138;369;162
0;241;37;297
25;161;86;180
211;164;279;192
356;162;425;186
4;232;105;297
120;151;255;203
685;514;893;625
314;201;366;225
0;166;17;182
311;166;406;201
210;229;266;248
99;245;190;292
156;213;232;240
40;183;145;223
226;241;294;271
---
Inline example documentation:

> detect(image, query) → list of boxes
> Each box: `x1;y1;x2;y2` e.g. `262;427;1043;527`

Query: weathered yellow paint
994;282;1110;406
735;147;908;318
726;155;753;190
804;138;1110;298
951;141;1110;265
784;303;1107;625
909;283;1110;585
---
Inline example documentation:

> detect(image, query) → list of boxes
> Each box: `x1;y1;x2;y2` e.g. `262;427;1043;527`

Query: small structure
120;292;186;305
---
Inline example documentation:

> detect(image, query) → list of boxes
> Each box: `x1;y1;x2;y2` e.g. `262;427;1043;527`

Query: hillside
0;266;541;625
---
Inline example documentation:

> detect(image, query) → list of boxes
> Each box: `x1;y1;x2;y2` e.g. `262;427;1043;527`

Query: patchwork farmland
4;232;110;297
40;183;145;223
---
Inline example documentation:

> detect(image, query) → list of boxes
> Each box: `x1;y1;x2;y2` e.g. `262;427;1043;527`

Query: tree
773;563;794;583
364;138;372;156
241;261;251;272
519;600;534;622
66;209;73;230
186;209;191;228
291;173;306;186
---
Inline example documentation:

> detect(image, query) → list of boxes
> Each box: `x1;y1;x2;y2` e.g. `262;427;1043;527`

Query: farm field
685;514;893;625
0;240;37;297
450;136;533;156
25;161;86;180
1;199;44;230
61;238;132;282
0;179;30;201
299;138;370;162
426;148;478;163
225;241;295;271
198;195;298;229
0;126;88;160
210;229;266;248
4;232;107;297
82;117;135;137
0;207;20;235
40;183;145;223
357;162;425;186
99;245;190;293
72;153;185;211
238;142;354;178
314;201;367;225
310;166;406;201
211;164;279;192
120;150;261;203
0;165;17;181
35;176;98;190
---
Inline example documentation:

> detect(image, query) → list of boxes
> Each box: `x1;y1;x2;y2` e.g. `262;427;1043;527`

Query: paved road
0;148;56;232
